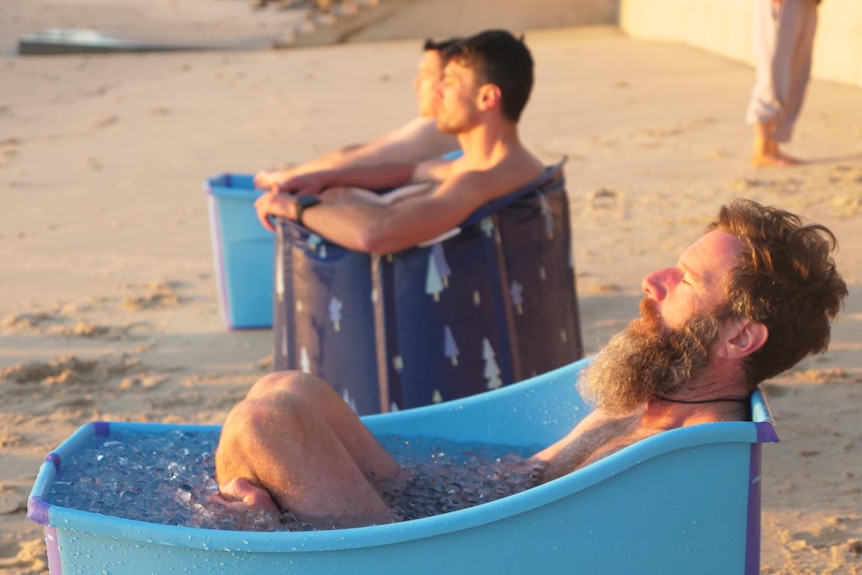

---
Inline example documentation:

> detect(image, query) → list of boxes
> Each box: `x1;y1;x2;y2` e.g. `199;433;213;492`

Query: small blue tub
29;357;779;575
205;174;273;329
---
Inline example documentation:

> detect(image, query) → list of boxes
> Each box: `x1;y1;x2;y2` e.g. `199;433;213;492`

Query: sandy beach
1;1;861;573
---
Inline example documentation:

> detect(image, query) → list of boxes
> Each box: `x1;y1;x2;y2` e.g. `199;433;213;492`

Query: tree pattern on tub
431;244;451;288
483;338;502;390
539;193;554;239
444;325;459;366
329;297;342;331
510;280;524;314
308;233;322;251
481;216;494;238
342;388;357;413
425;251;444;301
300;346;311;373
280;185;572;407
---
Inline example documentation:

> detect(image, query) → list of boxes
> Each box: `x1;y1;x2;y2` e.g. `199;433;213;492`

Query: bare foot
751;152;802;168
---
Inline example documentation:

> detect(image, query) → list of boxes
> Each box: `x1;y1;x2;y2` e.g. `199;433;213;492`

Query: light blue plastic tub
28;357;778;574
205;174;273;329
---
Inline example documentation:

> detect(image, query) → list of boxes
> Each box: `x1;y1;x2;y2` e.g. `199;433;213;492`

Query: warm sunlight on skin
413;51;445;118
434;61;482;134
641;230;744;330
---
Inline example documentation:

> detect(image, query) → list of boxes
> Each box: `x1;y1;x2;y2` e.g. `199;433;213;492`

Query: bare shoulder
440;152;545;200
378;117;458;160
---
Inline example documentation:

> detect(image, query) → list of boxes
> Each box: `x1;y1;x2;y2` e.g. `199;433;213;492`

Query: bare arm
255;117;458;189
273;162;420;198
259;166;495;253
531;411;643;482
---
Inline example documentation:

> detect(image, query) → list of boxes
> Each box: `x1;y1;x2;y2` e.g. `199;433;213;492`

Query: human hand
271;171;327;197
254;189;296;232
254;169;292;190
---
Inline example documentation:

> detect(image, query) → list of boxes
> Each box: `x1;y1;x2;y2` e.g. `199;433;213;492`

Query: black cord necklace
657;396;750;405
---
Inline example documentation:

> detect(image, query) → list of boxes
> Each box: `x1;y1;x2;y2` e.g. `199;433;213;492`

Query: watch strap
295;195;321;227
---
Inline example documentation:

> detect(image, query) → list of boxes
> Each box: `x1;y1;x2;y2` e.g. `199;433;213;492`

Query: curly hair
709;199;847;388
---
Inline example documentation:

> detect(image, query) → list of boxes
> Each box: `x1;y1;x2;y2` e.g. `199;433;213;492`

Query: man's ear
477;84;502;112
719;318;768;359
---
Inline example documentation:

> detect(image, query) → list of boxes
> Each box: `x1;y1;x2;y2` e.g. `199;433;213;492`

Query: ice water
45;429;544;531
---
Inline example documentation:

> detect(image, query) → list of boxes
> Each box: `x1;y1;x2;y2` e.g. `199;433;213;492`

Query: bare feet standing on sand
746;0;819;168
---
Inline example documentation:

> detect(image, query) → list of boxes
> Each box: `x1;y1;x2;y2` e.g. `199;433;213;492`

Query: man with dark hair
252;29;544;254
445;29;533;122
215;199;847;527
254;37;460;189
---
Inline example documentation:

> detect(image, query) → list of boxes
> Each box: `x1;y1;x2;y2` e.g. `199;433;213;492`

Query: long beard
577;298;724;416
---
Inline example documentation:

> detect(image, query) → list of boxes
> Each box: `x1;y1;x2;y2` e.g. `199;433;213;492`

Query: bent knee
246;370;329;400
217;394;308;477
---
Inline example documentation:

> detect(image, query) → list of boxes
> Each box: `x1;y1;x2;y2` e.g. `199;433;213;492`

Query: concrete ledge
620;0;862;89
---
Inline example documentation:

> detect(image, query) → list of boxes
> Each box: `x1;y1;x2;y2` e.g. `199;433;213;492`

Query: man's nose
642;268;673;301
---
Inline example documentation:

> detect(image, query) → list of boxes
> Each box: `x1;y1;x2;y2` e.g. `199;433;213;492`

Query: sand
1;2;862;574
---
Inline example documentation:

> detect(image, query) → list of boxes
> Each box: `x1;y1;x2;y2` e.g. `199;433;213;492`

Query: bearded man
214;199;847;528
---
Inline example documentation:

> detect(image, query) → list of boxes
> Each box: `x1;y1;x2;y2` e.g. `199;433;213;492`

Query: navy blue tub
273;161;583;414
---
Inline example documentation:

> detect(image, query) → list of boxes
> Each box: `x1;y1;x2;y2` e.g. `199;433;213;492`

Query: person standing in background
747;0;820;167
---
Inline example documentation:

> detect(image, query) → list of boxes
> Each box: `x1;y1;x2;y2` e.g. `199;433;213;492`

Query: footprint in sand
0;538;48;573
0;354;142;388
0;431;27;448
49;319;136;340
122;280;183;310
0;485;26;518
2;312;139;341
1;312;53;330
585;188;626;220
119;372;169;391
790;517;862;560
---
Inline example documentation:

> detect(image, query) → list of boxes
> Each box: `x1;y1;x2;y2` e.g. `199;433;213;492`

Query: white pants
746;0;819;143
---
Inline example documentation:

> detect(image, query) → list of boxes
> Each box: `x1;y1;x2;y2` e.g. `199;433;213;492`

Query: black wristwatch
294;195;321;227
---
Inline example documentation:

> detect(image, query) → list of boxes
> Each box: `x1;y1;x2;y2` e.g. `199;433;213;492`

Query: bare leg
215;372;401;528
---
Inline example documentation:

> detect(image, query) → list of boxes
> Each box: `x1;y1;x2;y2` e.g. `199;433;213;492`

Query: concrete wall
620;0;862;89
337;0;617;43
